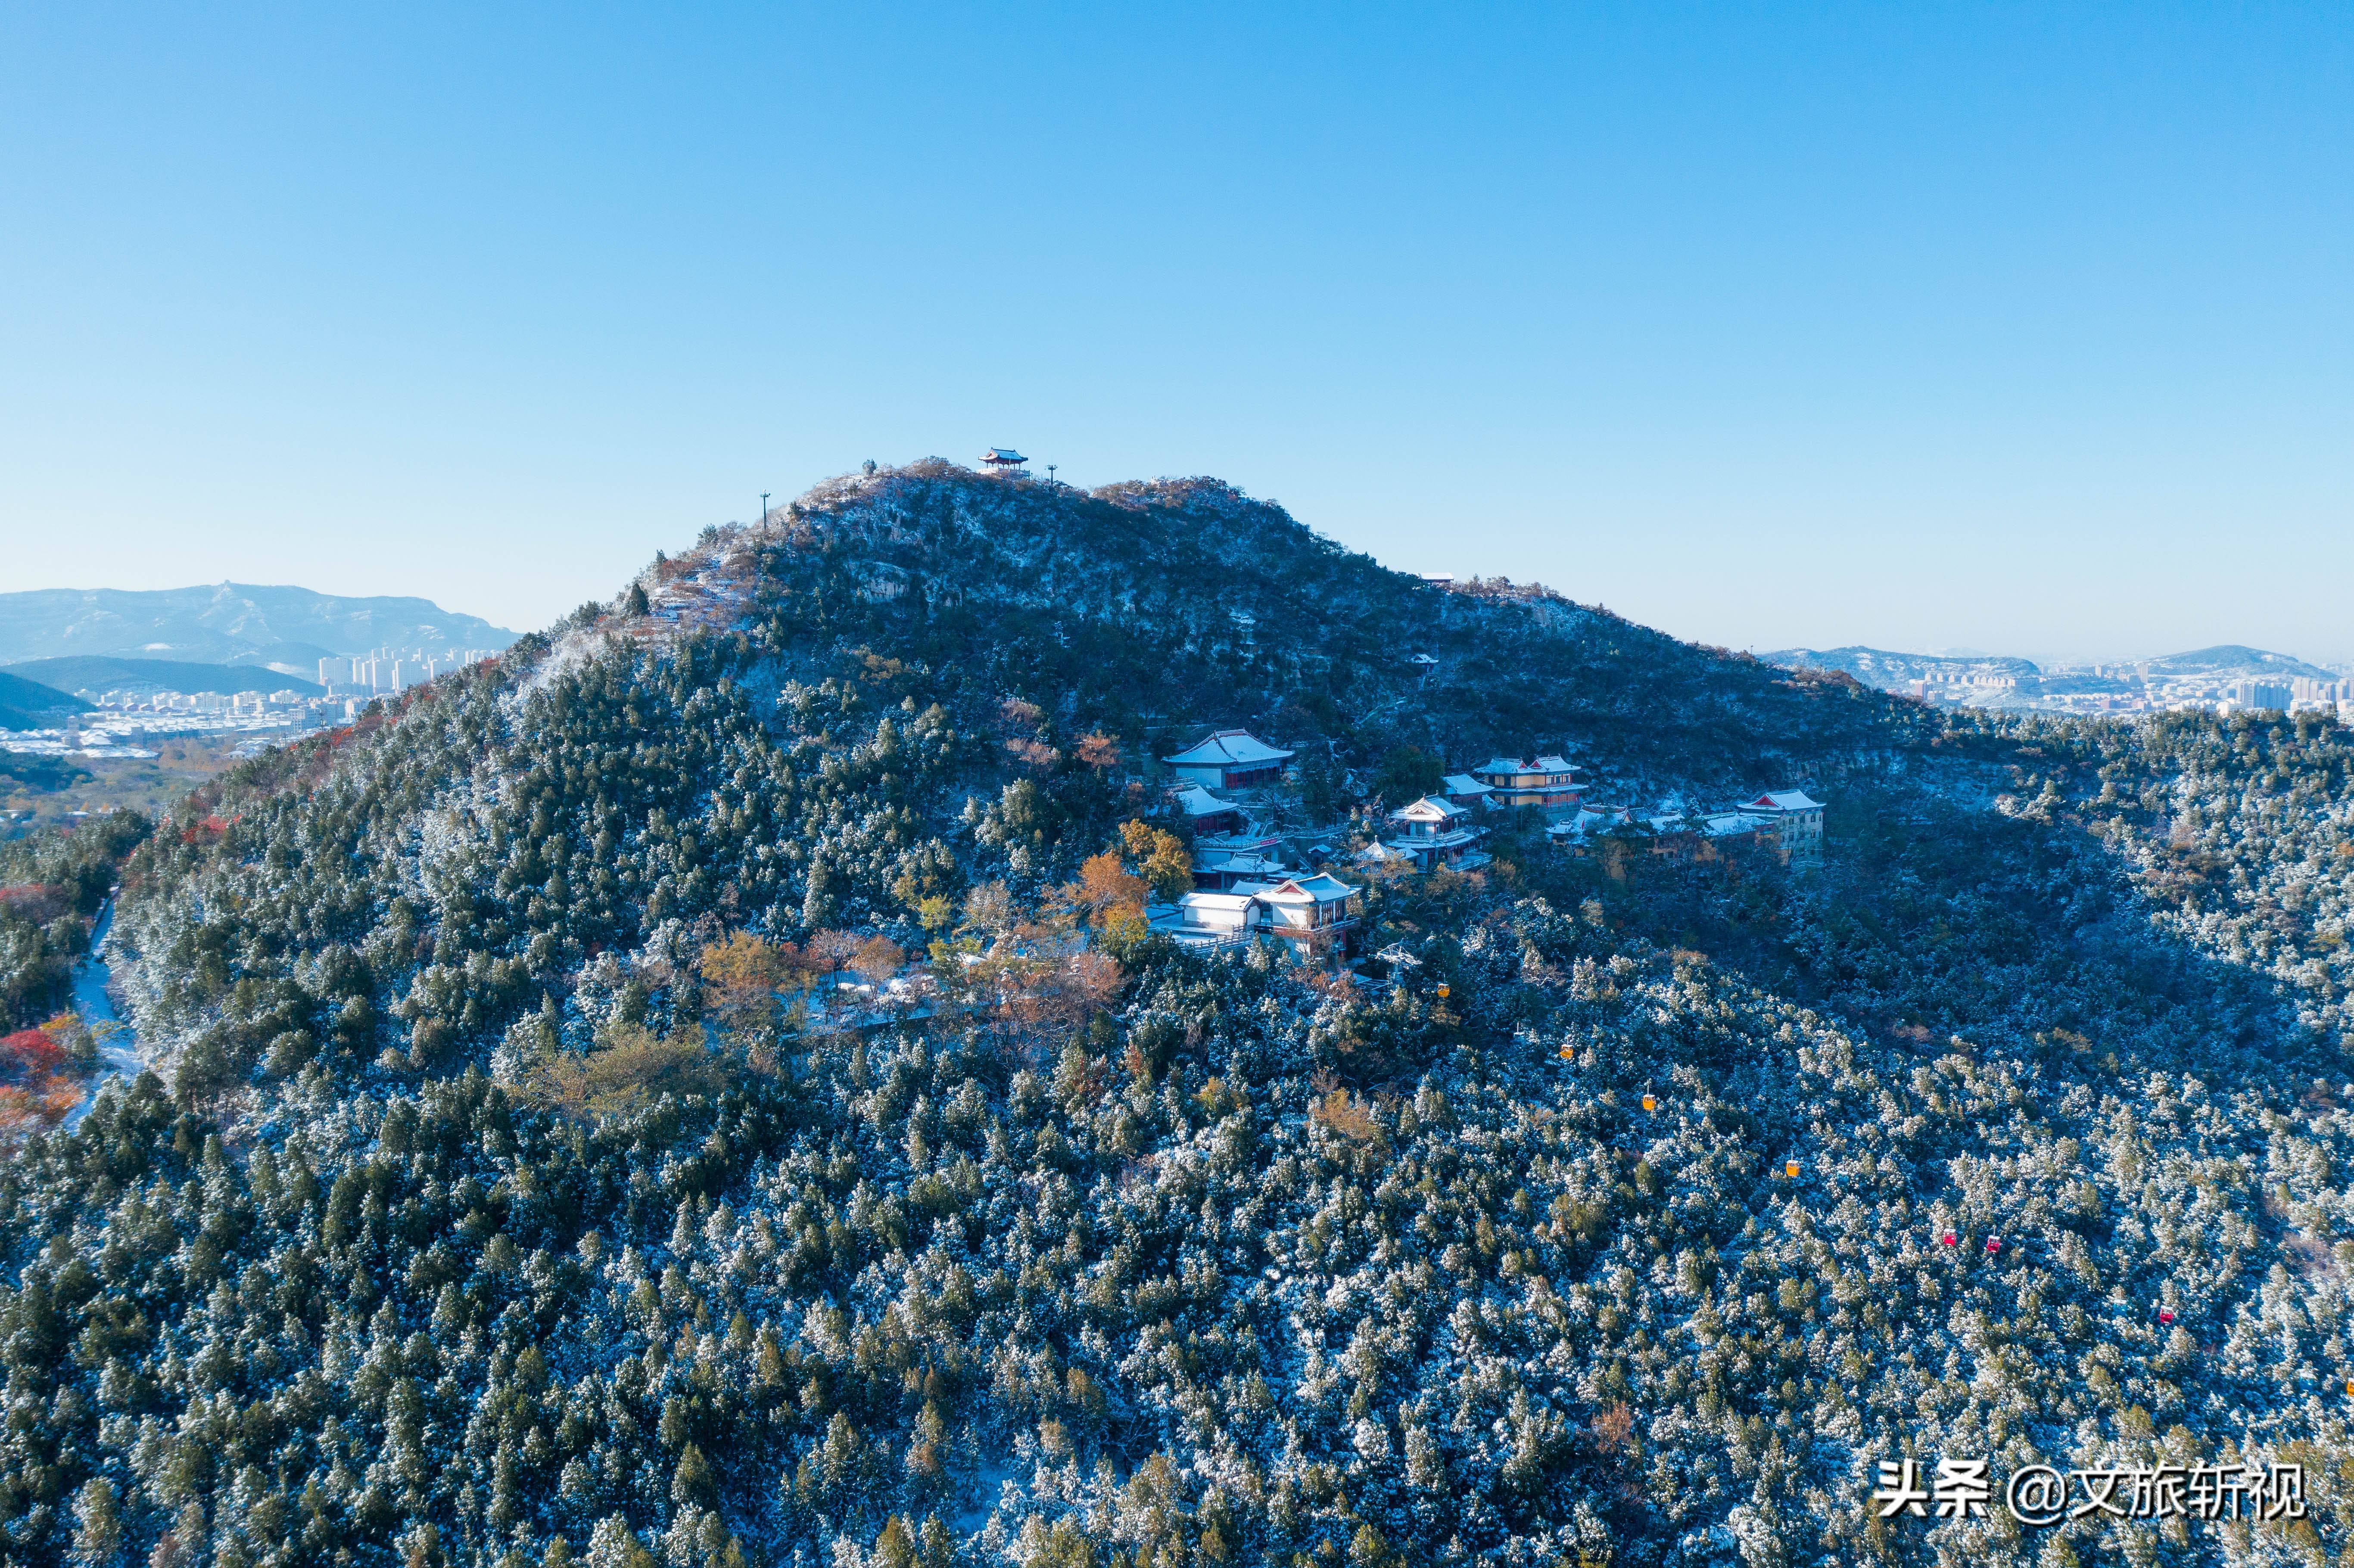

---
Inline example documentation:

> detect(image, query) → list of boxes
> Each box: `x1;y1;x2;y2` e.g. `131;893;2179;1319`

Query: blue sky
3;4;2348;663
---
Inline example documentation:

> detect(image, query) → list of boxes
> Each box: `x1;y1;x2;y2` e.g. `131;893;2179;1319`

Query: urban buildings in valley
318;647;497;696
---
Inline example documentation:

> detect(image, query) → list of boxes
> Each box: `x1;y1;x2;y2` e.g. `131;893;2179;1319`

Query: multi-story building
1380;795;1489;871
1469;753;1584;813
1738;790;1825;863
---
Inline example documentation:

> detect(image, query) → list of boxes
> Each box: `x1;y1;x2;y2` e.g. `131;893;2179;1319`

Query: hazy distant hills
2138;643;2337;681
0;583;519;674
0;670;90;731
5;656;324;702
1761;645;2042;685
1764;641;2337;691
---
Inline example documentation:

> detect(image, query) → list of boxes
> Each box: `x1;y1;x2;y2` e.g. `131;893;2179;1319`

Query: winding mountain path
63;897;144;1130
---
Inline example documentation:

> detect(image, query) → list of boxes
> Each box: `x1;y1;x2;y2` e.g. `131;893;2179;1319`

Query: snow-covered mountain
2136;643;2337;682
1;462;2346;1568
1761;644;2042;687
0;582;517;671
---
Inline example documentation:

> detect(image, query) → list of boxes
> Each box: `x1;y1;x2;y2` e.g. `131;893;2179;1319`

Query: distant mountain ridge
0;670;89;732
0;583;519;671
1765;641;2336;691
2139;643;2337;681
5;657;324;701
1761;645;2041;685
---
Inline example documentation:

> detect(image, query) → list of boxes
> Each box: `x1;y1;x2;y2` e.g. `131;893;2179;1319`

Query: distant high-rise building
2233;680;2292;711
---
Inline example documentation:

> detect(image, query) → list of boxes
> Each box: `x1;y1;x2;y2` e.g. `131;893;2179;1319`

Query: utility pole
760;491;772;525
1046;465;1057;486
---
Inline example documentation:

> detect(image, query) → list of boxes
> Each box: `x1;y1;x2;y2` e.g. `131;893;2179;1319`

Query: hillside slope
0;464;2345;1568
2141;644;2338;683
620;463;1920;796
0;669;90;731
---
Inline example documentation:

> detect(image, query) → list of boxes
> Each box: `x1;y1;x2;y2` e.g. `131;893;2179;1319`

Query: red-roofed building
1740;790;1825;862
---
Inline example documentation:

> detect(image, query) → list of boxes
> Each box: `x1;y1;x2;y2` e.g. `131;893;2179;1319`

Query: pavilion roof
1174;785;1239;817
1474;754;1579;776
1163;729;1294;767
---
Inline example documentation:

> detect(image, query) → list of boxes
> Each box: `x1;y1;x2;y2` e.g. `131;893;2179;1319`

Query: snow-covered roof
980;448;1027;463
1197;852;1289;877
1439;774;1492;796
1747;790;1823;812
1473;754;1579;777
1388;794;1468;823
1174;785;1239;817
1247;873;1357;903
1193;831;1279;852
1699;812;1771;837
1176;891;1255;914
1163;730;1295;767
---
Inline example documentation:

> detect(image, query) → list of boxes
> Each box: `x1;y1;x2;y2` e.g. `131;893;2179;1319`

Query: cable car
1783;1160;1800;1179
1640;1094;1656;1113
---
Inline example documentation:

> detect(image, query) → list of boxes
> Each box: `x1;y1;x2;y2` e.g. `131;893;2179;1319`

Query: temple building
1163;729;1294;791
1470;753;1585;812
1378;794;1489;871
